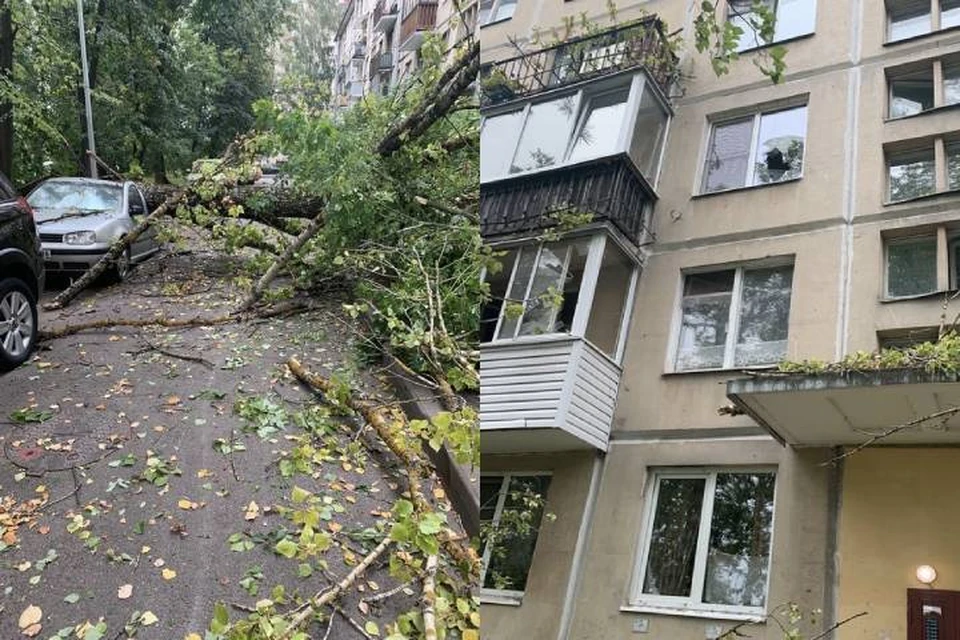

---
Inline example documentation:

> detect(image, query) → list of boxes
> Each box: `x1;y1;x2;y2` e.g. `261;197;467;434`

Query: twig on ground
277;536;393;639
335;607;373;639
422;554;439;640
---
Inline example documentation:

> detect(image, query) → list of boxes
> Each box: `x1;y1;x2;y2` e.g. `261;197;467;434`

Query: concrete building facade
479;1;960;639
332;0;476;106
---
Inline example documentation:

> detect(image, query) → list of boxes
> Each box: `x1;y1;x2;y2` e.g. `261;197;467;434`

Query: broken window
637;470;776;611
702;105;806;193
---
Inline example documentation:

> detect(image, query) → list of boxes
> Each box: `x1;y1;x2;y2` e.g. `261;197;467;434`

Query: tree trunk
0;0;14;178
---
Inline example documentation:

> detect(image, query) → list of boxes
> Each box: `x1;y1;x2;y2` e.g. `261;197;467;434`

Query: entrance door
908;589;960;640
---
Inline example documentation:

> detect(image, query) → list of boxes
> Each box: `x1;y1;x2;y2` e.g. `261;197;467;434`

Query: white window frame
727;0;818;52
480;71;669;187
484;233;639;364
700;104;807;195
628;468;778;619
480;472;552;603
479;0;516;26
668;260;794;373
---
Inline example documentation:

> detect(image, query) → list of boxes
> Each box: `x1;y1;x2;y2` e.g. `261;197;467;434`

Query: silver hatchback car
29;178;160;281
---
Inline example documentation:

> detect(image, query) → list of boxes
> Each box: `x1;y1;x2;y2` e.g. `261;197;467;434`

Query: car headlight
63;231;97;245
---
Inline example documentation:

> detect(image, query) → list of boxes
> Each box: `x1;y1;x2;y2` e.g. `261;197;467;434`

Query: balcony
481;337;621;453
480;232;638;453
479;16;677;108
727;369;960;446
373;0;398;32
399;0;437;51
373;52;393;73
352;41;366;59
480;154;653;246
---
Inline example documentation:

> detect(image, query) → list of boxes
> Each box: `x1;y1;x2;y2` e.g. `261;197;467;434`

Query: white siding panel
480;337;622;452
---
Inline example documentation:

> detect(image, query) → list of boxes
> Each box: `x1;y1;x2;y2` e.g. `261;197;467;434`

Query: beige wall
565;440;832;640
837;448;960;640
616;228;842;434
482;451;596;640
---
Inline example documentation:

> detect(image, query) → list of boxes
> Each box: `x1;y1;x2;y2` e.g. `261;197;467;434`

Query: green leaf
291;486;311;504
364;621;381;636
275;538;298;558
64;592;81;604
393;499;414;518
297;563;313;577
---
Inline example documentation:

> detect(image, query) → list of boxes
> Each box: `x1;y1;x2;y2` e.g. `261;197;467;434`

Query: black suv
0;171;43;370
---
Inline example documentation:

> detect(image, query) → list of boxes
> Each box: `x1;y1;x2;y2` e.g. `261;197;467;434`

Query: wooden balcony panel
480;155;652;245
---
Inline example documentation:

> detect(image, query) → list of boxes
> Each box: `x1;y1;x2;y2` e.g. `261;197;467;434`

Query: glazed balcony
369;52;393;76
399;0;437;51
480;232;639;453
480;54;671;245
373;0;398;32
479;16;677;108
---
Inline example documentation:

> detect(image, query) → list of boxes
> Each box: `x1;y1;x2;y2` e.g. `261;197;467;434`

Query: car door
126;184;155;261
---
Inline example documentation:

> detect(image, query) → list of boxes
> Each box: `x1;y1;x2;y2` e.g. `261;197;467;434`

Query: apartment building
331;0;476;105
479;1;960;639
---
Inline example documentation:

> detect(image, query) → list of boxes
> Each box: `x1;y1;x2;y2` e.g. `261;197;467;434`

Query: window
701;105;807;194
889;0;932;41
948;142;960;190
878;327;940;349
634;470;776;613
907;589;960;640
674;263;794;371
886;236;938;297
480;474;551;595
483;236;638;358
479;0;516;25
728;0;816;52
945;59;960;106
886;56;960;118
890;68;935;118
888;148;936;201
884;224;960;297
480;73;669;183
888;0;960;40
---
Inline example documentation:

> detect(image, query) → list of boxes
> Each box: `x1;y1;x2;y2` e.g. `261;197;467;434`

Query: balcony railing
480;155;653;245
480;337;622;453
399;0;437;50
369;52;393;76
479;16;677;107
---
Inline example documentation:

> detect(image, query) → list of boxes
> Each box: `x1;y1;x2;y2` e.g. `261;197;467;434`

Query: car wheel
0;278;38;371
111;248;131;283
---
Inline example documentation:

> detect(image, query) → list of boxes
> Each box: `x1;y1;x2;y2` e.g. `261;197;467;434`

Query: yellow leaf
244;501;259;521
162;568;177;580
185;635;202;640
464;630;479;640
140;611;159;626
118;584;133;599
196;469;212;478
178;499;198;510
18;605;42;630
22;623;42;637
166;396;181;405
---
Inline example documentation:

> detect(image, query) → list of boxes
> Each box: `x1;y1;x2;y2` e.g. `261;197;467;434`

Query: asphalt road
0;250;415;638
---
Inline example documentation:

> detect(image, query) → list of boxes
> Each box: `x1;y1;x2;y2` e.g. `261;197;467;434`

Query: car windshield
29;182;122;221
